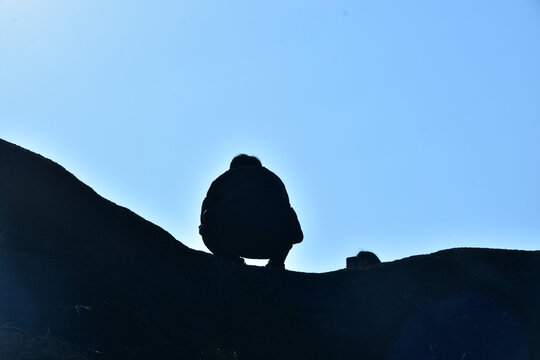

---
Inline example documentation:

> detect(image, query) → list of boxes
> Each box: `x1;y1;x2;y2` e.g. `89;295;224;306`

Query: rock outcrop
0;138;538;359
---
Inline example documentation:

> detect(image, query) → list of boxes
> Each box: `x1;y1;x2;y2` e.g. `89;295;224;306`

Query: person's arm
264;167;290;204
201;181;217;222
200;195;209;223
288;207;304;244
200;171;227;223
199;181;217;236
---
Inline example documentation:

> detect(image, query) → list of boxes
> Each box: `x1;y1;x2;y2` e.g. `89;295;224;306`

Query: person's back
199;154;303;268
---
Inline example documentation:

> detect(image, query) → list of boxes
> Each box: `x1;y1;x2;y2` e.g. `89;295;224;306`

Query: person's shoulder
261;166;282;178
260;166;278;177
208;170;231;190
214;169;231;182
260;167;287;189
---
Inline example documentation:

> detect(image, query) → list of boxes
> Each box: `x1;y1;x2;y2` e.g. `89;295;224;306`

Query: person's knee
270;243;292;261
200;226;222;255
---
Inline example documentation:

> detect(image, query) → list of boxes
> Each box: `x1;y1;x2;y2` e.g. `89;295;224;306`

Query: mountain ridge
0;138;538;359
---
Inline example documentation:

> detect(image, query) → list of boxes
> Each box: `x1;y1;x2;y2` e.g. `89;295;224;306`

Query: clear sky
1;0;539;272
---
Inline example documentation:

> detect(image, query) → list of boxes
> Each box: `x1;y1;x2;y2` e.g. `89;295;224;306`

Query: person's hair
230;154;262;169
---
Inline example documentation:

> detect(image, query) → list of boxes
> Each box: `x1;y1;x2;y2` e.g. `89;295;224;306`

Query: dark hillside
0;138;538;359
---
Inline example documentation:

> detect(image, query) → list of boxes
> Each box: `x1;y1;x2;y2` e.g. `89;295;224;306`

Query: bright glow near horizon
1;1;539;272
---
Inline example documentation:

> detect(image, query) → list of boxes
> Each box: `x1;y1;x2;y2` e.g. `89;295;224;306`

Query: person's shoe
266;259;285;269
231;257;245;265
218;255;245;265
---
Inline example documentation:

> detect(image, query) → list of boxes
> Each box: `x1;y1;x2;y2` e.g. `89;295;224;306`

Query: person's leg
266;243;292;269
201;224;245;265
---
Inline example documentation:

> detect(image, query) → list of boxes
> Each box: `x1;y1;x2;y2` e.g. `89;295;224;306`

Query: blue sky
1;0;539;272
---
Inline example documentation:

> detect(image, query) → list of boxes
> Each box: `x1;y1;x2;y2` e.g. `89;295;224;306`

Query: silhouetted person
199;154;303;269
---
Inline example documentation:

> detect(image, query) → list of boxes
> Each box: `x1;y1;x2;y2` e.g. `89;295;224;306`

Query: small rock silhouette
346;251;381;269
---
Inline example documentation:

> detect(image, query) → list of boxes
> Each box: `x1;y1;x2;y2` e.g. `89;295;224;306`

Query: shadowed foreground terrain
0;138;539;359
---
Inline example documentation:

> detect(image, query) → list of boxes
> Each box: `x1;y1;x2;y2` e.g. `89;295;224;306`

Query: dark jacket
200;165;303;258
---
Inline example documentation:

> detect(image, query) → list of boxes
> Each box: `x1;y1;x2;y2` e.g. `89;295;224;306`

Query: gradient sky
1;0;539;272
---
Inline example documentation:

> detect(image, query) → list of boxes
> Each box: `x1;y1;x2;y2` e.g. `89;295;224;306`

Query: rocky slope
0;138;538;359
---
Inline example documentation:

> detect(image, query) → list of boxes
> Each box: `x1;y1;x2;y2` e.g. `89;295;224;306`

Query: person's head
230;154;262;169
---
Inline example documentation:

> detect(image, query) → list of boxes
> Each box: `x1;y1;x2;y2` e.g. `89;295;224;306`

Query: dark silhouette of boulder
346;251;382;269
0;138;539;359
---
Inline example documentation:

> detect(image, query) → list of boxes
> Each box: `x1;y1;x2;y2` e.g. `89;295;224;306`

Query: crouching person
199;154;303;269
